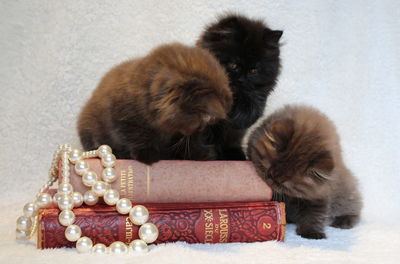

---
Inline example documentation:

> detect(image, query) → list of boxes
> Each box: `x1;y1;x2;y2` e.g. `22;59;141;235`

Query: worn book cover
62;159;272;203
38;201;286;248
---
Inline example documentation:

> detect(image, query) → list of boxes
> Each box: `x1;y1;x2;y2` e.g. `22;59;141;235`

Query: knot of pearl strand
16;144;158;254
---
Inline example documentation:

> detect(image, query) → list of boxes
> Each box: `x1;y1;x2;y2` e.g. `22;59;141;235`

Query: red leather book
61;159;272;203
38;201;286;248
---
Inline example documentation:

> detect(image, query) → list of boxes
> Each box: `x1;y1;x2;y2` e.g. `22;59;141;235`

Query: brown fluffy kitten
247;105;362;239
78;43;232;164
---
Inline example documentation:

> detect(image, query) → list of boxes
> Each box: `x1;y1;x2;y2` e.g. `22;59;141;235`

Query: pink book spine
61;159;272;203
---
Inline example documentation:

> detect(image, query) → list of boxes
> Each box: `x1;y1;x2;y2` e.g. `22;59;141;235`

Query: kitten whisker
168;136;185;151
177;136;186;157
184;135;191;159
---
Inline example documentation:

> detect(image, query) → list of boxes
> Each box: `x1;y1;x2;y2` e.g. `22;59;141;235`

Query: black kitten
197;13;283;160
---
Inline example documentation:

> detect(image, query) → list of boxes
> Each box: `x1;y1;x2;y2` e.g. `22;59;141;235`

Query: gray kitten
247;105;362;239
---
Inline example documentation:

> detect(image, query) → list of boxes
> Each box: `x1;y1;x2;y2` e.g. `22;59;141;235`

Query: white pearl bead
58;182;73;195
102;167;117;183
61;169;69;178
92;181;109;197
69;149;83;164
16;216;32;232
75;160;90;176
82;171;98;187
72;192;84;207
53;192;63;205
65;224;82;242
76;236;93;253
138;223;159;244
129;205;149;225
83;190;98;206
36;193;53;208
109;241;128;254
129;239;148;254
23;203;38;217
101;153;116;168
92;243;108;254
97;145;112;157
116;198;132;214
16;228;29;240
103;189;120;206
59;210;75;226
58;195;74;210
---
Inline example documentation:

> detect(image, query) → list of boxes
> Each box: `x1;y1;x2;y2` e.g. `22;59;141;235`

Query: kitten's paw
134;149;161;165
330;215;359;229
298;230;327;240
296;225;326;239
223;147;246;160
191;146;217;160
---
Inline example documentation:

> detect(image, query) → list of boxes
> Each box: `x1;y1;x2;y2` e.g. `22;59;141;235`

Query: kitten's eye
309;170;329;183
249;68;258;74
229;63;238;70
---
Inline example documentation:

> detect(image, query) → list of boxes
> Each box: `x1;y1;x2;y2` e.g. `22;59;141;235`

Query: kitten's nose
179;123;199;136
238;76;246;83
274;177;287;184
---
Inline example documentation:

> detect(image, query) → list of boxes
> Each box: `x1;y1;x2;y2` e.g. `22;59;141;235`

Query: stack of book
37;160;286;248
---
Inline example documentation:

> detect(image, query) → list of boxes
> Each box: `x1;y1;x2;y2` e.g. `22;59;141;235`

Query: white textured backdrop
1;0;399;263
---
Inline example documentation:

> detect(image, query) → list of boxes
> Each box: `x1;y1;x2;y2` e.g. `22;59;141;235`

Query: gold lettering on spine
127;165;134;201
125;217;133;242
203;209;214;243
218;209;229;243
120;169;127;198
119;165;134;201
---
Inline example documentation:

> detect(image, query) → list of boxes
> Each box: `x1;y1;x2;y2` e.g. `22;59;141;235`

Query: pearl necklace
16;144;159;254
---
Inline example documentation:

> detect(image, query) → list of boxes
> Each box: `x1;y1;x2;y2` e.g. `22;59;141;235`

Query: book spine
38;202;285;248
61;159;272;203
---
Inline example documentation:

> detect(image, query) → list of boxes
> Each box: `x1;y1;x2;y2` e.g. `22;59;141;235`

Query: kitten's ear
268;119;294;152
205;16;239;42
264;29;283;47
218;15;240;29
262;119;294;156
309;151;335;181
